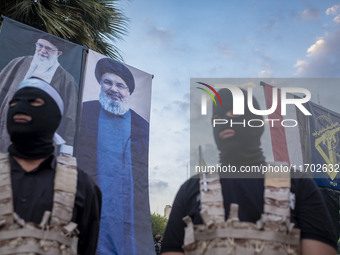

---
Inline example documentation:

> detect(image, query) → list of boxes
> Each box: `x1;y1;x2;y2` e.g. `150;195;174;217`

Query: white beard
99;90;130;115
24;53;59;83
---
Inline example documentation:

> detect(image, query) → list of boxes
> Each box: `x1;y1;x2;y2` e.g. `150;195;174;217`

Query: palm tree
0;0;128;60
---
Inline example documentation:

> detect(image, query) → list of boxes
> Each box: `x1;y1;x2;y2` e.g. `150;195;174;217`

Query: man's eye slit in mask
29;98;45;107
9;99;19;107
9;98;45;107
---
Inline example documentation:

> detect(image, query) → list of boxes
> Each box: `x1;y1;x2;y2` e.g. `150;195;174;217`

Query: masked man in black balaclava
212;88;265;169
6;79;63;160
0;78;101;255
161;86;337;255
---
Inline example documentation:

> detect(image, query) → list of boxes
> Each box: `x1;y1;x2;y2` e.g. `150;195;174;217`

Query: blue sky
115;0;340;214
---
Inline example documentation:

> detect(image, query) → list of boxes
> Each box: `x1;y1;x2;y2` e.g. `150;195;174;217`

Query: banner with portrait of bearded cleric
0;16;83;155
75;49;154;255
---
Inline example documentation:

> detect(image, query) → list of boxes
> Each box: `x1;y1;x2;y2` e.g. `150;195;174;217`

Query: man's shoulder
53;65;78;90
5;56;32;66
130;109;146;120
12;55;32;61
176;176;200;198
77;167;93;183
81;100;101;115
83;100;101;108
76;167;100;193
130;109;149;128
55;64;75;79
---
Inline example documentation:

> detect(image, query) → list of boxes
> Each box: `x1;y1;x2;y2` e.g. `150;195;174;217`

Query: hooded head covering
6;78;64;159
95;58;135;94
212;88;265;166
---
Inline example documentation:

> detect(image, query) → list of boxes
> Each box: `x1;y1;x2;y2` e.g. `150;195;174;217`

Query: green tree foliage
0;0;128;60
151;213;168;238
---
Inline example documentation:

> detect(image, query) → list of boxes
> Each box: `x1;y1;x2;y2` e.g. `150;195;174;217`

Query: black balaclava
6;87;62;159
213;88;265;166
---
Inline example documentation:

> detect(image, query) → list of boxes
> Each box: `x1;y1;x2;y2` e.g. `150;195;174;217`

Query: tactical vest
183;163;301;255
0;153;79;255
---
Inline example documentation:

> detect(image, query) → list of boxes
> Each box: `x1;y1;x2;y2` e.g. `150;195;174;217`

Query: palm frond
0;0;128;60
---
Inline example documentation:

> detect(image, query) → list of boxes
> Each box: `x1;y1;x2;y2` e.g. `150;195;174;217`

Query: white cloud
294;29;340;77
306;38;326;56
259;70;273;77
294;60;308;75
334;15;340;24
326;5;340;24
299;8;320;20
326;5;340;15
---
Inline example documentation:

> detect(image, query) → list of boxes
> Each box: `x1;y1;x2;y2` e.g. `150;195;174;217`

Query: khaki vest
183;163;301;255
0;153;79;255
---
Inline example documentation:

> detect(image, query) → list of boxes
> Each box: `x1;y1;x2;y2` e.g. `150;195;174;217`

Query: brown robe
0;56;78;153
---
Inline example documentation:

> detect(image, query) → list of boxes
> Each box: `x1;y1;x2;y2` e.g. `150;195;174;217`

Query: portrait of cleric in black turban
75;52;152;254
0;19;83;156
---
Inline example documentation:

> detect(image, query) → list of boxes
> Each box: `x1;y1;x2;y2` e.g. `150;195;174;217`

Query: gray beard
99;90;130;115
32;51;58;66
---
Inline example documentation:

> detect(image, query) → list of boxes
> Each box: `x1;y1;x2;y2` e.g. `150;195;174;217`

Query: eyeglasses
35;42;58;53
101;79;129;92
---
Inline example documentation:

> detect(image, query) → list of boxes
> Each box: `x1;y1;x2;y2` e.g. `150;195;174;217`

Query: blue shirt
97;109;136;255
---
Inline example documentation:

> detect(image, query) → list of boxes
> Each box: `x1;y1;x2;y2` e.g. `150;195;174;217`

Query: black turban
95;58;135;94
